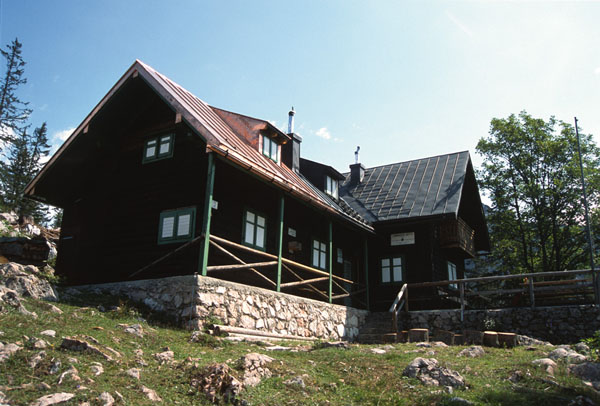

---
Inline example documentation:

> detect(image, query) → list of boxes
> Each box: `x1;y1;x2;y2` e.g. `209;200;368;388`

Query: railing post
364;239;370;311
199;152;215;276
405;285;409;312
459;281;464;322
529;278;535;308
276;194;284;292
328;221;333;304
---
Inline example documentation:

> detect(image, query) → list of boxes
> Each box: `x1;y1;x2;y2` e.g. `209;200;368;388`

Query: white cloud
595;66;600;75
446;10;473;37
315;127;332;140
53;127;75;142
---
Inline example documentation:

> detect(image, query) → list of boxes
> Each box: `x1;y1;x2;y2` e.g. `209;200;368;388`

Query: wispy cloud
446;10;473;37
53;127;75;142
315;127;332;140
594;66;600;75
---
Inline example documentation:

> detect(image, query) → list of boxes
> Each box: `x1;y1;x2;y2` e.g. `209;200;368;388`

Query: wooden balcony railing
439;217;475;257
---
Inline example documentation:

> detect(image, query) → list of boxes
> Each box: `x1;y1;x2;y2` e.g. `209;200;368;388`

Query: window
261;134;279;162
336;248;343;264
447;261;458;289
144;134;174;162
312;239;327;270
325;176;338;199
243;210;266;250
381;256;404;283
158;207;195;244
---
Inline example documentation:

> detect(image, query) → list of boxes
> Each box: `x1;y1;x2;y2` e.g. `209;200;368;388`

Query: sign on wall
391;232;415;246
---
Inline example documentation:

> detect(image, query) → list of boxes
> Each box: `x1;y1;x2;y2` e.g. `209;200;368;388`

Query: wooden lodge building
25;60;490;311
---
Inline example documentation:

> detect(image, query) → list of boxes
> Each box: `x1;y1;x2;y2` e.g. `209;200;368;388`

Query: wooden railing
389;269;595;322
439;218;475;257
389;283;408;335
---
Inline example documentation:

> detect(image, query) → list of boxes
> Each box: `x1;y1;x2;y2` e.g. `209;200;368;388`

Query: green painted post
199;152;216;276
276;195;285;292
328;221;333;304
364;239;370;311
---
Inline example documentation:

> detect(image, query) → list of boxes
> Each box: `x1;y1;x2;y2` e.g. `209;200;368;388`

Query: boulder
549;347;587;364
532;358;558;376
402;357;465;388
98;392;114;406
141;386;162;402
570;362;600;382
239;353;274;387
153;350;174;364
29;392;75;406
60;337;116;362
457;346;485;358
0;342;22;363
190;363;242;403
0;262;58;301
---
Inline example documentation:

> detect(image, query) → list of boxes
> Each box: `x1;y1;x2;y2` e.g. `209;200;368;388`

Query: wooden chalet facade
25;60;489;311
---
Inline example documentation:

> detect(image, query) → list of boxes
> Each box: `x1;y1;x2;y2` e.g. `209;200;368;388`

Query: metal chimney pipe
288;107;295;134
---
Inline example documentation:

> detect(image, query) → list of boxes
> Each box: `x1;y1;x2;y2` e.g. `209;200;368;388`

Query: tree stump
454;334;464;346
464;330;484;345
498;332;517;348
408;328;429;343
483;331;499;347
433;329;455;346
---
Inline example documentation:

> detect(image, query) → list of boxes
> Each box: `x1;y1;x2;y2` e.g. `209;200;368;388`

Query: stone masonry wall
401;305;600;344
65;274;369;341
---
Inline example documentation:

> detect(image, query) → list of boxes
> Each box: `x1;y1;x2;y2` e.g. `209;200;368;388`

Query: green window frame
325;175;338;199
143;133;174;163
312;239;327;270
242;209;266;250
158;207;196;244
381;256;404;284
261;134;279;163
447;261;458;289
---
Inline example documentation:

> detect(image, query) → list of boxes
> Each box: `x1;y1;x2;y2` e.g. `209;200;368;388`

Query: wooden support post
276;195;284;292
364;239;370;311
199;153;215;276
328;221;333;304
529;278;535;308
459;281;465;322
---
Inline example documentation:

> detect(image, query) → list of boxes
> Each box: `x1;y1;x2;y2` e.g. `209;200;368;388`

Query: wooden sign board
391;232;415;246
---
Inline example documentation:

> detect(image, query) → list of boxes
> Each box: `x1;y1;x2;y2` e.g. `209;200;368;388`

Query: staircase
356;312;399;343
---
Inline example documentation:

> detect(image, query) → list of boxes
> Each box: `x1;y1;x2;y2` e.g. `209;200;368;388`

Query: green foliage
583;331;600;361
0;219;27;237
476;111;600;274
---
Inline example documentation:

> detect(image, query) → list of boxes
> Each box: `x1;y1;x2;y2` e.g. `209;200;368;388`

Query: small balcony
439;218;475;257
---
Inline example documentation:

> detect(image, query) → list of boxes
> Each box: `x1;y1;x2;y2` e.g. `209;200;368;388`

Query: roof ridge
341;150;470;174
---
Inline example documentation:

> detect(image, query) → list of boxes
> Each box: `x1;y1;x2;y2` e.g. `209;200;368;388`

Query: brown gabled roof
25;60;373;232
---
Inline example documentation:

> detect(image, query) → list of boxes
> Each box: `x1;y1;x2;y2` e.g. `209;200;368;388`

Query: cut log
408;328;429;343
497;332;517;348
483;331;499;347
213;325;318;342
464;330;483;345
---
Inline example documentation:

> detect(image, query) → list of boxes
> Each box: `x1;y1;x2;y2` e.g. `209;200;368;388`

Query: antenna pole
574;117;598;305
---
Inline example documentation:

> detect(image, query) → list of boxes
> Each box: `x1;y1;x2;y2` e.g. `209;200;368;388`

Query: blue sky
3;0;600;176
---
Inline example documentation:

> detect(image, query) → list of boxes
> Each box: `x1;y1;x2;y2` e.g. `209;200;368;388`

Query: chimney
282;107;302;173
349;146;365;185
288;107;295;134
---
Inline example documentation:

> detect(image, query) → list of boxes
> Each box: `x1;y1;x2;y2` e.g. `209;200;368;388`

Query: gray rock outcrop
402;357;465;388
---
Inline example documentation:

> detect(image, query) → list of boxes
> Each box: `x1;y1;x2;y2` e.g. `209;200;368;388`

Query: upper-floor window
144;134;174;163
243;209;266;250
261;134;279;163
158;207;195;244
325;176;338;199
447;261;458;289
381;256;404;283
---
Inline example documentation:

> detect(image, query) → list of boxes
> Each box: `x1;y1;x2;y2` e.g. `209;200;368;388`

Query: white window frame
243;209;267;250
325;175;339;199
312;239;328;270
144;133;174;163
158;207;195;244
447;261;458;289
261;134;279;163
381;256;404;284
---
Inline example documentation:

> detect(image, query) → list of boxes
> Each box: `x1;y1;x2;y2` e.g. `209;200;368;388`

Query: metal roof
340;151;471;222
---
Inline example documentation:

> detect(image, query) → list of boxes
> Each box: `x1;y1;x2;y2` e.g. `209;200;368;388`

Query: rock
49;359;61;374
60;337;115;362
90;362;104;376
457;346;485;358
57;365;80;385
517;335;552;347
40;330;56;337
314;341;350;350
532;358;558;376
29;392;75;406
141;386;162;402
153;350;174;364
568;395;597;406
443;397;475;405
37;382;51;390
570;362;600;382
432;341;448;348
0;343;22;362
190;363;242;403
402;357;465;388
575;343;591;354
126;368;141;380
32;339;48;349
29;350;46;368
371;348;387;354
239;353;274;387
416;342;432;348
98;392;114;406
0;263;58;301
264;345;292;351
549;347;587;364
45;304;63;314
121;324;144;338
284;375;306;388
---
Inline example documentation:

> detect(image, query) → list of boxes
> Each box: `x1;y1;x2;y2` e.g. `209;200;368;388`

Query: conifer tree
0;38;31;150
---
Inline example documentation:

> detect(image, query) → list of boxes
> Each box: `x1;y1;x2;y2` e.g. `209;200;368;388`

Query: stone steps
356;312;398;343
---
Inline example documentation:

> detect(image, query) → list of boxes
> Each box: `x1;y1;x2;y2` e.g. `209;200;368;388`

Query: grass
1;295;598;406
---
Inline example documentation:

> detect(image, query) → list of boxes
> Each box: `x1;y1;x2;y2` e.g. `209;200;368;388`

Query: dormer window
261;134;279;163
325;176;338;199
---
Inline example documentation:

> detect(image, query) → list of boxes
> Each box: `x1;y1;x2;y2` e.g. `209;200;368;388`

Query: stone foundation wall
65;274;369;341
401;305;600;344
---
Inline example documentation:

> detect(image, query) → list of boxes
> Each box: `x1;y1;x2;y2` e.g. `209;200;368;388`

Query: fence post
529;278;535;308
459;281;464;322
